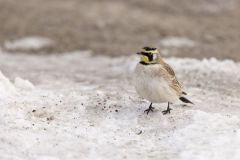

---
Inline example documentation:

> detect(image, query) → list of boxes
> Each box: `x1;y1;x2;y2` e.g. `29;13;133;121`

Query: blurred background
0;0;239;60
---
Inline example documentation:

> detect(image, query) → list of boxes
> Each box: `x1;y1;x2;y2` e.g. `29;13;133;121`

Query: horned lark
133;47;193;115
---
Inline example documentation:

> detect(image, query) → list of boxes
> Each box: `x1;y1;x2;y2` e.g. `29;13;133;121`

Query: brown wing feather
159;61;182;96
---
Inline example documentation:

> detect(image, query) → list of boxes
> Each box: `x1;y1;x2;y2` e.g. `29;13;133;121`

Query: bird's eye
148;53;153;61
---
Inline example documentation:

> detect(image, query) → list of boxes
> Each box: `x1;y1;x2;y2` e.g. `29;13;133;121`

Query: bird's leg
144;102;154;114
162;102;172;115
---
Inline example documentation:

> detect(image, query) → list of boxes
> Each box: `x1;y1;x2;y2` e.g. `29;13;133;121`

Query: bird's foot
162;107;172;115
144;106;155;115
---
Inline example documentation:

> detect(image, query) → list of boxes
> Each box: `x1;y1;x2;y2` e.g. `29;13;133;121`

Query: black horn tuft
143;47;157;51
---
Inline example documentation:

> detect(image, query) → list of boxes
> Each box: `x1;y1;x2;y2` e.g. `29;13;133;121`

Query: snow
0;71;18;99
0;50;240;160
159;36;196;48
170;111;240;160
14;77;35;90
4;36;53;50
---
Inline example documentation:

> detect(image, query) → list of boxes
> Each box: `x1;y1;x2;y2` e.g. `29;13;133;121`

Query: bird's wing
159;62;182;95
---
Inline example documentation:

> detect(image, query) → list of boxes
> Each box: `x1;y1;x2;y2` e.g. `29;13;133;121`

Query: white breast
133;63;179;103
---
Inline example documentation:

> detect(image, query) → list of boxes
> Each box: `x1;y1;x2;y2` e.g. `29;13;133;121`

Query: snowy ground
0;49;240;160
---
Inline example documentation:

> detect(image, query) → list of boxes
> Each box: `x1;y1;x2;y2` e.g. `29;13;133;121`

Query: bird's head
136;47;160;65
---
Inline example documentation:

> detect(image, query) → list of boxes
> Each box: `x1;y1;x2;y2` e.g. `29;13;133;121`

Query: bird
133;46;193;115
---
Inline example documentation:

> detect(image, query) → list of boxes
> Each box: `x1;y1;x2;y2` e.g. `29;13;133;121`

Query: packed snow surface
0;50;240;160
0;71;18;99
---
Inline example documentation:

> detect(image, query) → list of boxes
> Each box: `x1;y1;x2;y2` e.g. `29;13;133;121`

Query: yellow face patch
140;55;149;63
138;48;159;64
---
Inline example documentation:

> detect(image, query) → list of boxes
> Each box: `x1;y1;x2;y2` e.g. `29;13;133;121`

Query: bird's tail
179;97;194;104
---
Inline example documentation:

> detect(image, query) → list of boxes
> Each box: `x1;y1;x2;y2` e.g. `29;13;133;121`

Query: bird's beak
136;52;141;55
